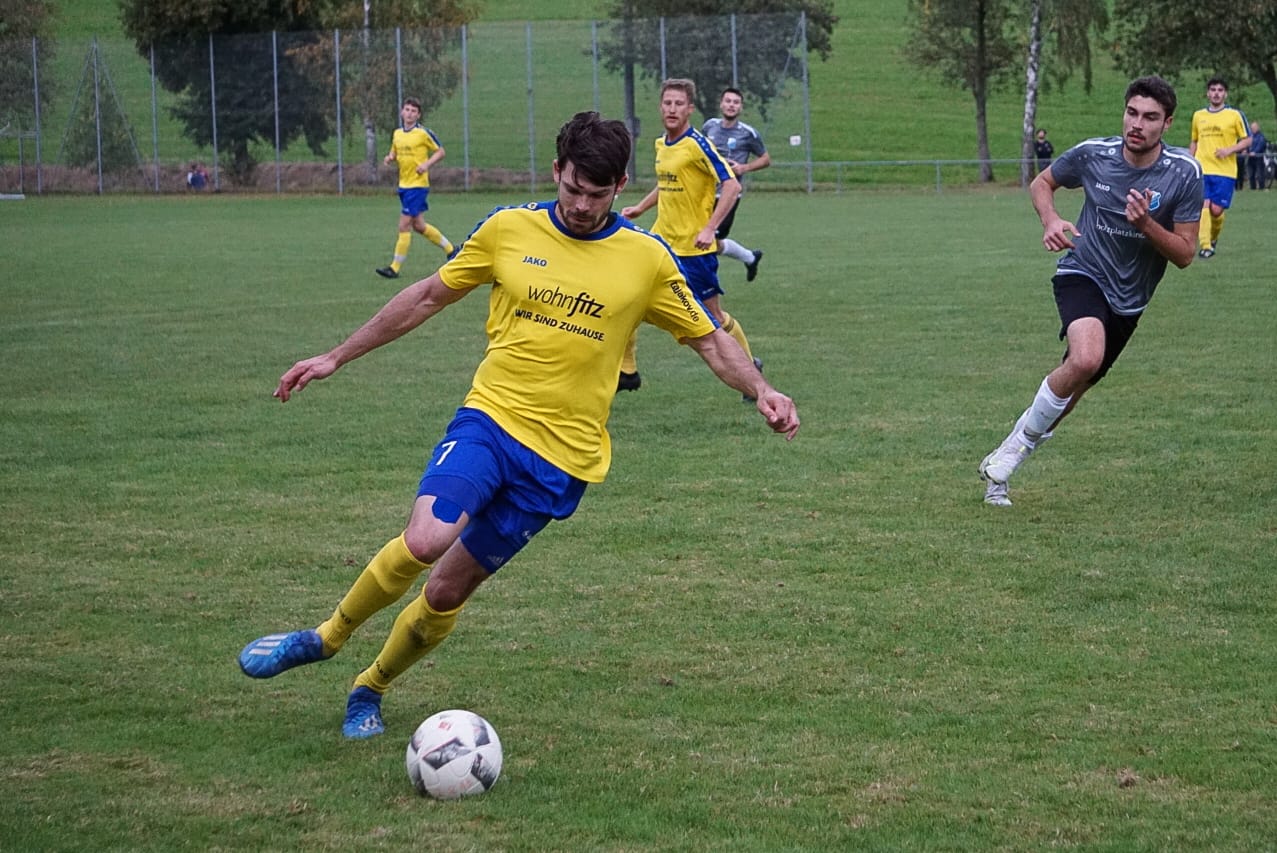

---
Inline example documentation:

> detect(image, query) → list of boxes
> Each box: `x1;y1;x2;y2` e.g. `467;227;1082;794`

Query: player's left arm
1123;188;1198;268
685;329;800;440
732;150;771;175
418;145;446;175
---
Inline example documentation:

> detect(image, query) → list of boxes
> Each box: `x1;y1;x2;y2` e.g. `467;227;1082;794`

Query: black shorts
714;197;742;240
1052;273;1141;384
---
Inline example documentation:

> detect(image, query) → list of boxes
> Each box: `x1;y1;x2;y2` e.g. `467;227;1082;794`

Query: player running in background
1189;77;1250;258
978;76;1203;507
702;87;771;282
618;78;755;394
239;111;800;739
376;97;455;279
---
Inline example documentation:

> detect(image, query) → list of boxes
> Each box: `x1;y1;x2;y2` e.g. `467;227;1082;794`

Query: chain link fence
0;14;818;196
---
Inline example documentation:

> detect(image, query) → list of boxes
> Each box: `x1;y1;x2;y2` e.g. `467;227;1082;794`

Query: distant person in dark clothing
1247;121;1268;190
186;162;208;191
1034;129;1054;173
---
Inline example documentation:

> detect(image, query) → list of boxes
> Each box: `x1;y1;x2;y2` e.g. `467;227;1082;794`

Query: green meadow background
3;0;1276;850
31;0;1276;187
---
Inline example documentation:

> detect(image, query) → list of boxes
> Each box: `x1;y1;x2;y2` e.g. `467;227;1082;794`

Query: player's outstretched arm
686;329;800;440
274;273;474;402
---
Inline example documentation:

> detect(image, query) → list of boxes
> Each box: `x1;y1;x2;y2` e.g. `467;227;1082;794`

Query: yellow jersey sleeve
439;203;716;481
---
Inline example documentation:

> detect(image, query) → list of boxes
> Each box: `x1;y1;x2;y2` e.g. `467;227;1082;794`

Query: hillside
48;0;1260;164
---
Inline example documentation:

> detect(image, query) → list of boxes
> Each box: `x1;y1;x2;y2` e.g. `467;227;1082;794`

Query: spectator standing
1034;129;1055;173
1248;121;1268;190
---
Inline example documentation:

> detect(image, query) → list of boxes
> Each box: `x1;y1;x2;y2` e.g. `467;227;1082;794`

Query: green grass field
2;188;1275;850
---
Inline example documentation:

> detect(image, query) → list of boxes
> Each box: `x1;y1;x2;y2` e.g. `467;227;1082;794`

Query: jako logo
523;255;548;267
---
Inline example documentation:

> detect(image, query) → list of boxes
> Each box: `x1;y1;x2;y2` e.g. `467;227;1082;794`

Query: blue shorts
677;253;723;301
417;407;587;572
398;187;430;217
1202;174;1235;209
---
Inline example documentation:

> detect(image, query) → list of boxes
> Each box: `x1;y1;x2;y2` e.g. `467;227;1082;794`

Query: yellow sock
421;223;453;254
390;232;412;272
720;311;753;361
317;534;429;655
353;588;464;693
620;332;639;374
1211;210;1224;245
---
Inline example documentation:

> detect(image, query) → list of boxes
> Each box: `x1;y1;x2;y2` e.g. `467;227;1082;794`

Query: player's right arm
1029;167;1078;252
275;273;475;402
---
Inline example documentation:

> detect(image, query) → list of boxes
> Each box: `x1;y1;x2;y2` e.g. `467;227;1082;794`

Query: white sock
719;238;755;264
1022;377;1070;441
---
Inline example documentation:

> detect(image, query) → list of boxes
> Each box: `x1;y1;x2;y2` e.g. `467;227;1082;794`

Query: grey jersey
1051;137;1202;314
701;118;767;165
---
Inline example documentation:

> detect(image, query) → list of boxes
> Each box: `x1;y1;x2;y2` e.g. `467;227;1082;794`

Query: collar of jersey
544;201;624;241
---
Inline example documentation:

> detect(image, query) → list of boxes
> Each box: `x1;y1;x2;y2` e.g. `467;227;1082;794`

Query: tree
120;0;336;182
1019;0;1108;185
599;0;838;126
122;0;475;183
1112;0;1277;123
905;0;1018;183
297;0;473;181
0;0;57;136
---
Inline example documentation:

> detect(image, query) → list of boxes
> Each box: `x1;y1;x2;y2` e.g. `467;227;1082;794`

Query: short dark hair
403;97;422;110
721;87;743;99
1125;75;1178;119
1206;76;1228;91
555;111;631;187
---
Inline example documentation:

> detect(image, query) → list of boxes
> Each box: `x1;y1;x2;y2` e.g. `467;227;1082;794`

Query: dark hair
1206;76;1228;91
555;111;632;187
403;97;422;110
721;87;743;99
1124;75;1178;118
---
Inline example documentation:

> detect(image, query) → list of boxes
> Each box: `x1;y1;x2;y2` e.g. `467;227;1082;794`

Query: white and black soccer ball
405;709;503;799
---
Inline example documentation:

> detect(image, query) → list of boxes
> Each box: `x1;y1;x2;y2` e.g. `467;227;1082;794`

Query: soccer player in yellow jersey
1189;77;1250;258
376;97;455;279
238;112;800;739
619;78;758;395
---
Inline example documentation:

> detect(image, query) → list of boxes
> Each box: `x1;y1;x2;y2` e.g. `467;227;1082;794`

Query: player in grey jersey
978;75;1203;507
702;88;771;281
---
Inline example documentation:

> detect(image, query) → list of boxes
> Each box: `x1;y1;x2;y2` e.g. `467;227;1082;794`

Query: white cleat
983;480;1013;507
979;430;1035;485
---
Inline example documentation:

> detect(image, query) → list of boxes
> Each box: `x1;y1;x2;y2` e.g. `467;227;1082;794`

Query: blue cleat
238;629;330;679
342;686;386;739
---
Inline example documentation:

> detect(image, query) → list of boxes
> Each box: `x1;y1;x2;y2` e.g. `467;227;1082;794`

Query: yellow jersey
650;129;735;256
440;202;718;482
391;124;443;189
1191;106;1249;178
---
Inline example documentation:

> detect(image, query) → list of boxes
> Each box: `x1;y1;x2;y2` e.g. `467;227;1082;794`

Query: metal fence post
149;44;159;192
209;33;219;189
335;29;344;195
32;36;43;194
273;31;281;194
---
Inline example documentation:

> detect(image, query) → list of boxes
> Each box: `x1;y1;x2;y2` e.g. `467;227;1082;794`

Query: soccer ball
405;709;503;799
